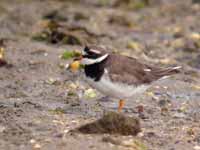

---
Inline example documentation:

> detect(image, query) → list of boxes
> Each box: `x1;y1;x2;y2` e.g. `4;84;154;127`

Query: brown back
105;54;180;85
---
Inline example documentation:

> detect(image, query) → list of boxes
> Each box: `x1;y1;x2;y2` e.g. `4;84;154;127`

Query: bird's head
69;46;109;71
79;46;109;65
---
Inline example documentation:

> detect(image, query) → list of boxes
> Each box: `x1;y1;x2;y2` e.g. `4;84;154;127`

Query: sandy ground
0;0;200;150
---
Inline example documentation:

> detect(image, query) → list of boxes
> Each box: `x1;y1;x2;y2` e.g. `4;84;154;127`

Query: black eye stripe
87;51;96;55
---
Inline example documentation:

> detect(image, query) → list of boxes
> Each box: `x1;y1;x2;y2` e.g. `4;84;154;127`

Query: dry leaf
189;32;200;40
146;91;154;97
33;143;41;149
0;47;4;59
68;82;78;89
84;88;97;99
46;78;59;85
127;41;142;52
122;139;147;150
0;48;8;67
192;85;200;90
171;38;185;48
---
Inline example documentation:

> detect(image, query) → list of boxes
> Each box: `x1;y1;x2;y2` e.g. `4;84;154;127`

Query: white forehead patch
81;54;109;65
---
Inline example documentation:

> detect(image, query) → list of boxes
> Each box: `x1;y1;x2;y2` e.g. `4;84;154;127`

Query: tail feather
153;66;182;78
163;66;181;74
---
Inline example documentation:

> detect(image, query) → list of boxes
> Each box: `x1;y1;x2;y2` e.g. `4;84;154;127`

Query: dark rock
193;0;200;4
0;59;7;67
43;10;68;22
73;111;141;136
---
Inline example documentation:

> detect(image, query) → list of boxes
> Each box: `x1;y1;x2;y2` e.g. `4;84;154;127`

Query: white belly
82;72;149;99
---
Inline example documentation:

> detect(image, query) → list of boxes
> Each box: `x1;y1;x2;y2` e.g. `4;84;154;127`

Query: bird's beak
69;54;83;72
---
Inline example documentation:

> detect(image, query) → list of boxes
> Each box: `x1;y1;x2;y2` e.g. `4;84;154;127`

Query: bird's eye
83;46;95;56
83;47;101;59
84;46;90;53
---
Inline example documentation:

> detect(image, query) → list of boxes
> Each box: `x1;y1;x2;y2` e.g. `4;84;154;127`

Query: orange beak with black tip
69;54;83;72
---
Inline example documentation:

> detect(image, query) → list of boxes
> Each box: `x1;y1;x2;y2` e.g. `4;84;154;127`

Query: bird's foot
118;99;125;112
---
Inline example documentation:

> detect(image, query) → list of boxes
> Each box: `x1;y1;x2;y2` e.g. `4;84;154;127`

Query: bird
70;45;181;112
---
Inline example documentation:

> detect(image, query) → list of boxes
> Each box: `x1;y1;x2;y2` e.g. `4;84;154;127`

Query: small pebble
64;129;69;133
194;145;200;150
0;126;5;133
33;143;41;149
30;139;36;144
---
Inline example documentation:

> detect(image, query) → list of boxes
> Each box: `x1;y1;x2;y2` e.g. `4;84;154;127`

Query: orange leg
118;99;125;112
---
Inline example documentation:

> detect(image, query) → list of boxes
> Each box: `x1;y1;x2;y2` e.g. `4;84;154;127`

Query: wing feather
105;54;180;85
